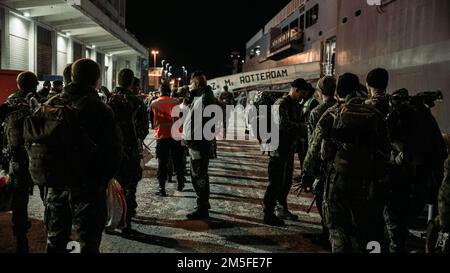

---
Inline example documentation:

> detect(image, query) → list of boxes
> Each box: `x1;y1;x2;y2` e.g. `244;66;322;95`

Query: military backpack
2;98;32;153
107;93;140;154
331;99;386;177
23;95;95;188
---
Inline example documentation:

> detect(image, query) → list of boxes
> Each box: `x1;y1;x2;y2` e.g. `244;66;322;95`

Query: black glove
300;172;315;193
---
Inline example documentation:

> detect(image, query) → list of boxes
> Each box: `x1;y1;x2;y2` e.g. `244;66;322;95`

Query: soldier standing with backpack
108;69;149;233
306;73;391;252
0;72;40;252
301;76;337;246
24;59;123;253
384;88;448;252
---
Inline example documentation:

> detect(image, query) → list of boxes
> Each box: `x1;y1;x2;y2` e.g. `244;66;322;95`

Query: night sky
126;0;291;79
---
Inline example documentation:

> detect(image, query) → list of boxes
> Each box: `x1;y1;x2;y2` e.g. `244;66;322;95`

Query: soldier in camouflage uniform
301;76;337;244
0;72;41;252
297;84;319;167
304;73;390;252
263;79;309;226
44;59;123;253
379;70;448;253
110;69;149;233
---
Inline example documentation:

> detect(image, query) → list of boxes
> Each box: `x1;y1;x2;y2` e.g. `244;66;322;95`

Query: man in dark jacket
184;71;217;220
109;68;149;233
219;85;235;136
44;59;123;253
0;72;40;252
264;79;309;226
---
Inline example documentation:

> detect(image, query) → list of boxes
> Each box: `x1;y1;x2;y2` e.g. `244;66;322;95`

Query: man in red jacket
151;84;186;196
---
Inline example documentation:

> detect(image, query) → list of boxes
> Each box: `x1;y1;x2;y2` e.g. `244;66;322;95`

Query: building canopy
1;0;147;57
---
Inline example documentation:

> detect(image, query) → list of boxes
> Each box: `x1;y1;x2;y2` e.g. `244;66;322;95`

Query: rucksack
107;93;139;150
388;98;447;166
331;99;386;177
23;95;94;188
3;97;32;154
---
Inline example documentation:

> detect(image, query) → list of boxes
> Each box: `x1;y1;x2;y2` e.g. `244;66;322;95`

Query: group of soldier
0;58;149;253
0;64;223;253
263;68;450;253
1;59;449;254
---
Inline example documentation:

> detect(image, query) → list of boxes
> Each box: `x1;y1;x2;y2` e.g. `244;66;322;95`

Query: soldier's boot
177;176;186;192
275;206;299;221
15;233;29;253
186;208;209;220
263;213;285;227
121;218;137;236
155;180;167;197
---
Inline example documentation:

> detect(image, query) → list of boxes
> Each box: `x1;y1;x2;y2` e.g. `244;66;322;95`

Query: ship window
290;19;300;39
355;10;362;17
306;4;319;28
300;14;305;31
255;46;261;56
342;17;348;24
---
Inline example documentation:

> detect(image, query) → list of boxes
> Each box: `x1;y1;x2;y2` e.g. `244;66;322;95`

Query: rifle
307;196;317;214
293;177;318;214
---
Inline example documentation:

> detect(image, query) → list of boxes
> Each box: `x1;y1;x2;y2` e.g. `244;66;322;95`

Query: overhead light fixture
92;45;96;49
66;32;71;37
23;12;30;17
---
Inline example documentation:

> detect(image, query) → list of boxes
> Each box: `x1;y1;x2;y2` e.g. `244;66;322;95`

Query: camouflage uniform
44;84;122;253
302;98;337;238
383;94;447;253
297;97;319;165
307;98;337;142
439;155;450;232
111;87;149;228
0;90;38;252
264;96;306;215
304;95;390;253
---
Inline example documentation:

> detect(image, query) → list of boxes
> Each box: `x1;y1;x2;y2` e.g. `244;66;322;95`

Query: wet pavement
0;129;327;253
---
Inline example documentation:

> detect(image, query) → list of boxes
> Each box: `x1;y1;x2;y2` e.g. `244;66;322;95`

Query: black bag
23;96;94;188
3;98;31;152
108;93;139;145
332;100;385;177
388;100;447;166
